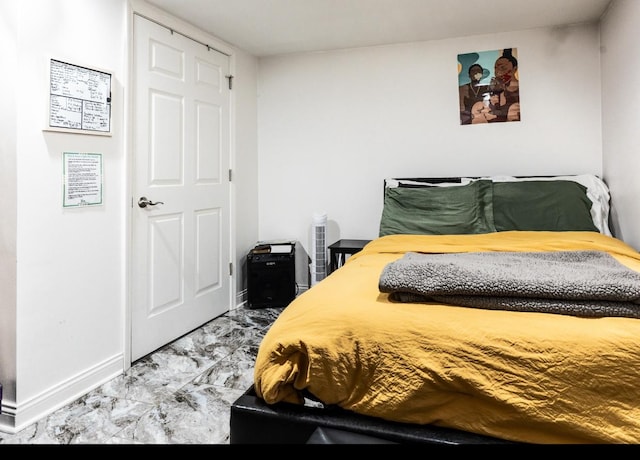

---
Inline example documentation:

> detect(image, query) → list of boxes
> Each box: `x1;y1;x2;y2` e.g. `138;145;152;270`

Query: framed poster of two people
458;48;520;125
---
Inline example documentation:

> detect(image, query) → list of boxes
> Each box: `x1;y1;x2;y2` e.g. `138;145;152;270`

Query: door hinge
229;262;233;276
229;169;233;182
226;74;234;90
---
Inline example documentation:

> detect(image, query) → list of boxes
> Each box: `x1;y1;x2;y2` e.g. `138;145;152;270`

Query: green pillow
492;181;598;232
379;180;496;236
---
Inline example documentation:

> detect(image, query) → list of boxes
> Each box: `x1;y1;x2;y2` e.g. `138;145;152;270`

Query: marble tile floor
0;305;284;445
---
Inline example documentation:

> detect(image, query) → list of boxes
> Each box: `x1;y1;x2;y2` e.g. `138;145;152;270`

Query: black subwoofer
247;252;296;308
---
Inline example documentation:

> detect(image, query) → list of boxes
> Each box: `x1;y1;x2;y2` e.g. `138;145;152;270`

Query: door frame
125;0;236;370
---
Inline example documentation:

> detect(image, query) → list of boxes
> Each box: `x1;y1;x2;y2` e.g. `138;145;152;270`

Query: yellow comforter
254;231;640;444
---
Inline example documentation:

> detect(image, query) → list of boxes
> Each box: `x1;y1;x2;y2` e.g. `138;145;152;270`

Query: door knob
138;196;164;208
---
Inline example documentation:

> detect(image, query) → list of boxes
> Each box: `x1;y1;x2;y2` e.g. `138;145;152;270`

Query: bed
230;174;640;444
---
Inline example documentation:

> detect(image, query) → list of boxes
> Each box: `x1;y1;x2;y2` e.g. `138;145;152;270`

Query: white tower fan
310;212;328;286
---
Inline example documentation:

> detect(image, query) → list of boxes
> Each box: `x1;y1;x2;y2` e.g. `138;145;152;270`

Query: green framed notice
63;152;103;207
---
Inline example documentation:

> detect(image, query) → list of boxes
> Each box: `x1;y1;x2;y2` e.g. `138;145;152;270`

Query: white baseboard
0;354;123;434
234;288;248;309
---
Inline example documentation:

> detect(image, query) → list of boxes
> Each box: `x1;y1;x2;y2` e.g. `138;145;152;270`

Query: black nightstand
328;239;371;273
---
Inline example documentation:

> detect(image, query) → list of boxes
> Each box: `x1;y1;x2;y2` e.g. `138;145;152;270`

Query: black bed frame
230;386;516;444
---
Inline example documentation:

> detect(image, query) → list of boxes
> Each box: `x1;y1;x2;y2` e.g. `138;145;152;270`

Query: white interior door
131;14;231;361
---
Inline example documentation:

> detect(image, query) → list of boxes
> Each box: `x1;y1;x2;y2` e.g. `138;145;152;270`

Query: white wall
0;0;260;433
6;0;128;430
257;24;604;282
0;0;19;420
233;51;260;296
601;0;640;251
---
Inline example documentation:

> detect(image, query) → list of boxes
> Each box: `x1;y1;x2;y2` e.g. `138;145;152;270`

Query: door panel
132;15;231;361
150;92;183;182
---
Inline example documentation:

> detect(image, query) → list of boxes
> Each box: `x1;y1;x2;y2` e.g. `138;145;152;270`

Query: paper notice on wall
48;59;112;134
63;152;103;207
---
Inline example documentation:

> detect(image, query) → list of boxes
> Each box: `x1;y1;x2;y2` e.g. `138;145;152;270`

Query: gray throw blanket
379;250;640;319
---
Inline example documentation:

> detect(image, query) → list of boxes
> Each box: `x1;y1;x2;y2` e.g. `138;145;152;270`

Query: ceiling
144;0;613;57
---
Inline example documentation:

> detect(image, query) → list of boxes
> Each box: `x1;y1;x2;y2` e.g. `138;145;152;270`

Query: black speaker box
247;252;296;308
